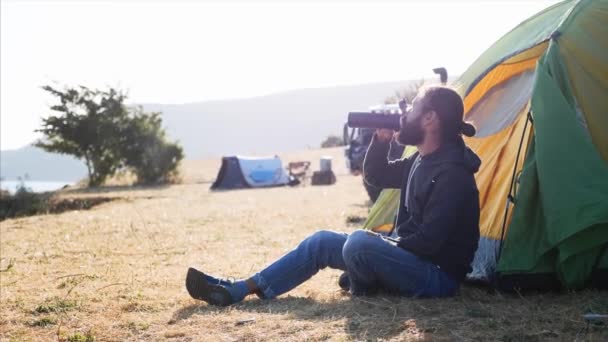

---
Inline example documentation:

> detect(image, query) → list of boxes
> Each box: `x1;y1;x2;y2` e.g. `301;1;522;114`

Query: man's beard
396;115;424;146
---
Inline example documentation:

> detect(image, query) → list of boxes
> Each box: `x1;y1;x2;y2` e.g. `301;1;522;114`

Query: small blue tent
211;156;290;190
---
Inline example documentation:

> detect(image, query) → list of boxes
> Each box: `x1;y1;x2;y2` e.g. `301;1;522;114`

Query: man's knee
342;230;378;262
303;230;346;253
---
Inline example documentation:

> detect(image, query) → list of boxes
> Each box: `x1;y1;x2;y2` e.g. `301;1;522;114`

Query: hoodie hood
421;137;481;174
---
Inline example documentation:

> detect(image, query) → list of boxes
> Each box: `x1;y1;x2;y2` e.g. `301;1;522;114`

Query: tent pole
496;110;534;262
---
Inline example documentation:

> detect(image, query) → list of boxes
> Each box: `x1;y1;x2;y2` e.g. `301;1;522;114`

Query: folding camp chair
287;161;311;184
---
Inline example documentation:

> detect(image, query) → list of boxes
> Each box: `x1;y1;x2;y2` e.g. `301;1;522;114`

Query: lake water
0;180;73;194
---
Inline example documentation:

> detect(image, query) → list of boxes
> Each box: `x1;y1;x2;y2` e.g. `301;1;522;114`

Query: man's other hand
376;129;395;143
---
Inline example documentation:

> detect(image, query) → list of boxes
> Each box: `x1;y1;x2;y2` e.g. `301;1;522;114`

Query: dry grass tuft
29;317;57;328
1;147;607;341
33;298;78;314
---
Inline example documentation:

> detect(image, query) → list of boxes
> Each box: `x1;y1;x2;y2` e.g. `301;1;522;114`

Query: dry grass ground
1;147;606;341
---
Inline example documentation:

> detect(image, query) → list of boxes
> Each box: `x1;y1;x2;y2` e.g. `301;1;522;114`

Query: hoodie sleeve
396;167;477;257
363;134;412;189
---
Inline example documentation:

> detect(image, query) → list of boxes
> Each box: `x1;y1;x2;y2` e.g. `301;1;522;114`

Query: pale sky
1;0;558;150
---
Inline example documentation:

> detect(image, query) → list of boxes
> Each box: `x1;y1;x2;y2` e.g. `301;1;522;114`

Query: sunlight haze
1;0;559;150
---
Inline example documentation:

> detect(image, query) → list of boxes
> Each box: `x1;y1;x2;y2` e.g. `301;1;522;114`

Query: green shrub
120;107;184;184
36;85;184;187
0;186;115;220
321;135;345;148
0;186;49;220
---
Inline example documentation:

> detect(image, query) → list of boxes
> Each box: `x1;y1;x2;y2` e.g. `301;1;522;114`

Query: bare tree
383;79;426;105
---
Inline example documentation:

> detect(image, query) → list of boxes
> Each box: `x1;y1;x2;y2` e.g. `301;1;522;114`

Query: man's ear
422;111;438;126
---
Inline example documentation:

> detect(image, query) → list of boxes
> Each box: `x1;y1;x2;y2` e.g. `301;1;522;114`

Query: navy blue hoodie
363;135;481;282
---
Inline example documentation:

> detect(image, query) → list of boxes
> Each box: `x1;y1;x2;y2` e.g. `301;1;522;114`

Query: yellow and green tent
364;0;608;290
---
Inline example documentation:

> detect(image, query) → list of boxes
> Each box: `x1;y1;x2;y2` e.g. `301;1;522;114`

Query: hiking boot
186;267;234;306
202;272;233;287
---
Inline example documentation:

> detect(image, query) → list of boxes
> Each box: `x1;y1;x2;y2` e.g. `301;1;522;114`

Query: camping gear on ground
311;171;335;185
287;161;311;185
362;0;608;291
312;156;336;185
320;156;333;172
211;156;290;190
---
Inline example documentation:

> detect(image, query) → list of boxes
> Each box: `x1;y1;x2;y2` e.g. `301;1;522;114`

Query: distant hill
142;80;417;159
0;145;87;181
1;80;417;181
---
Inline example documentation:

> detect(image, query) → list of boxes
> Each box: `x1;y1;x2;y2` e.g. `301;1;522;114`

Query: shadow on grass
171;293;449;340
350;201;374;209
170;286;608;341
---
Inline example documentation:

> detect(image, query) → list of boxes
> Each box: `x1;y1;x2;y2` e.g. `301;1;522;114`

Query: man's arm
396;168;477;257
363;132;412;189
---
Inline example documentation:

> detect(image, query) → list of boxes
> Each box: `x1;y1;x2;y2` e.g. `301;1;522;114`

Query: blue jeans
251;229;458;299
